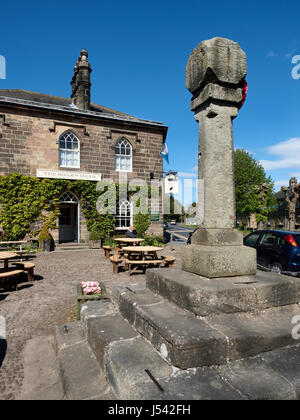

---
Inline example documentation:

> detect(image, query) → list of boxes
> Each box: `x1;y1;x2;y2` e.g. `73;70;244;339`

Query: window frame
114;137;132;173
244;232;261;246
59;131;80;169
115;199;133;230
259;232;277;247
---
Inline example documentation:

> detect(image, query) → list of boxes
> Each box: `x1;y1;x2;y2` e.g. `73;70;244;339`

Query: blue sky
1;0;300;207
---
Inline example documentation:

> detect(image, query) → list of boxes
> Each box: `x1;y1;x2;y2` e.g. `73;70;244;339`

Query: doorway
59;192;79;243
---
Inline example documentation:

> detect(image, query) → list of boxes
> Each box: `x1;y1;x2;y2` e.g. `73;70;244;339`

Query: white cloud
274;180;289;187
177;172;198;178
178;165;198;179
260;138;300;171
266;51;278;58
291;172;300;178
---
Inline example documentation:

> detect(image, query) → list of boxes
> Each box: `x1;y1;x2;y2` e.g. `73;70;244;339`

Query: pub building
0;50;167;243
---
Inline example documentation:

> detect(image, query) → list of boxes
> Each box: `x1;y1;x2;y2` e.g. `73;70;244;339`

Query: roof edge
0;95;168;137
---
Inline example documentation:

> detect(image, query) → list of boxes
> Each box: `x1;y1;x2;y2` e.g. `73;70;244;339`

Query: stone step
79;297;300;399
54;321;116;400
146;268;300;316
55;244;90;252
56;242;88;247
18;335;65;400
83;302;241;400
100;323;300;400
112;283;300;369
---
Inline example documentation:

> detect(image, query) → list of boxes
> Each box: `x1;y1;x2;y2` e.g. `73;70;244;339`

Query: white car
170;220;176;225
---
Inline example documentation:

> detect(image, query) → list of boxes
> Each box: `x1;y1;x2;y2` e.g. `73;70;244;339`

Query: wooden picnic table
114;238;144;246
114;238;145;257
122;246;164;259
0;241;27;245
0;251;18;269
122;246;164;275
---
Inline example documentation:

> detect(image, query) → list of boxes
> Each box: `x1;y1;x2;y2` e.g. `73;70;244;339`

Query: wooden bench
0;270;24;291
124;259;164;275
102;246;112;258
13;262;35;282
163;256;176;268
109;255;123;274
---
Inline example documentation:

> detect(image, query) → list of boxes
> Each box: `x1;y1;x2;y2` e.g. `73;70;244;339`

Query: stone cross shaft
196;102;238;229
182;37;256;279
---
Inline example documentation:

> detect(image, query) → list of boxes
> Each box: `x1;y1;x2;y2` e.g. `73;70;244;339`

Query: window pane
260;233;277;247
59;131;80;168
116;200;131;228
244;233;260;245
115;156;120;171
115;138;132;171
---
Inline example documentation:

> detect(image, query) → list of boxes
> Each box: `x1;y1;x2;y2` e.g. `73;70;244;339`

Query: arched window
115;199;132;229
59;191;78;203
59;131;80;168
115;138;132;172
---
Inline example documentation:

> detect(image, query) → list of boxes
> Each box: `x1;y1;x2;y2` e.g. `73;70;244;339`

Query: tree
281;177;300;231
163;194;184;222
234;149;276;224
134;213;151;237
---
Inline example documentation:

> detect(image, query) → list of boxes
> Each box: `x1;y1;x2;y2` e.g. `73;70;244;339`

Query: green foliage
134;213;151;237
163;194;184;222
0;173;116;241
37;224;51;242
89;227;103;241
0;174;160;242
142;235;165;247
234;149;276;220
0;173;67;240
103;237;118;248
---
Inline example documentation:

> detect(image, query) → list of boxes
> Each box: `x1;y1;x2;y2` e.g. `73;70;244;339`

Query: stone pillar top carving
186;37;247;112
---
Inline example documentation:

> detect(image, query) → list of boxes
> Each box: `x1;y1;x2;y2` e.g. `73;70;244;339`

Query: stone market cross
182;37;257;279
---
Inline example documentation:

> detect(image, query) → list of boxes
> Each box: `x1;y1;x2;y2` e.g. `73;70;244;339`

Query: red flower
238;80;248;110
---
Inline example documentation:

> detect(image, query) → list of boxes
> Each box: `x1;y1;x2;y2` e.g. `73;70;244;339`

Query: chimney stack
71;49;92;110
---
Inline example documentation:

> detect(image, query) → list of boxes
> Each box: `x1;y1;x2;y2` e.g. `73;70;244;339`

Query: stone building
0;50;167;243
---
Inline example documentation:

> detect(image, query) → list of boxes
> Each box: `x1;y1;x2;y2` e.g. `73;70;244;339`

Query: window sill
59;166;81;169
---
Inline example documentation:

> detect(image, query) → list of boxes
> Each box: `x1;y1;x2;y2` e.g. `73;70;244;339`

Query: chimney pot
71;49;92;110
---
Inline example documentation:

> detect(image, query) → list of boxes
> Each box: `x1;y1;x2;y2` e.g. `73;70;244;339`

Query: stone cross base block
182;244;257;278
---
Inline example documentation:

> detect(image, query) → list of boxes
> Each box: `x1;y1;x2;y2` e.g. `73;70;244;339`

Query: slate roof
0;89;167;134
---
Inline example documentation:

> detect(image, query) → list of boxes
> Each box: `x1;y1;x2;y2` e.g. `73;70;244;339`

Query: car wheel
270;262;283;274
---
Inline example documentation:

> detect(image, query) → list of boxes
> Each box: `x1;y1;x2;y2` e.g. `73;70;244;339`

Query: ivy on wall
0;173;160;241
0;173;114;240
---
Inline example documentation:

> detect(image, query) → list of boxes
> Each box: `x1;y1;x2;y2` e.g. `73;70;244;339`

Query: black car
163;221;168;230
243;230;300;274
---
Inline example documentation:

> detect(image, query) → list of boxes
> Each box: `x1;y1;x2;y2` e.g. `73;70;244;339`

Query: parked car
243;230;300;274
170;220;177;225
163;221;168;230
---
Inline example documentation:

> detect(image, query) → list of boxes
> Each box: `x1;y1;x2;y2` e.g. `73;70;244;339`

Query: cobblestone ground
0;246;182;400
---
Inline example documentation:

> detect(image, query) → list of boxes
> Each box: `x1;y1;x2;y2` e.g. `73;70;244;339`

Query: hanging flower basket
76;281;109;320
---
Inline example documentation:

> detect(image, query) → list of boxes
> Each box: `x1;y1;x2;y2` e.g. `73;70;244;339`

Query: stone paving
0;246;181;400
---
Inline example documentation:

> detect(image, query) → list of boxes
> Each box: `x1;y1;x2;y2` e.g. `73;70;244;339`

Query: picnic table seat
102;245;112;258
13;262;35;282
124;258;164;275
0;269;24;291
109;255;123;274
163;256;176;268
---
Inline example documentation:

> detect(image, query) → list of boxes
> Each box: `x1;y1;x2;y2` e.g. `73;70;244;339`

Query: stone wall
0;106;165;238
